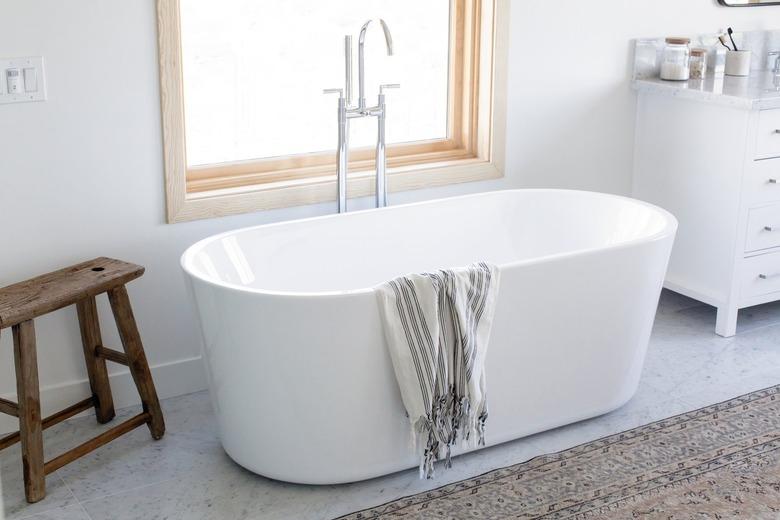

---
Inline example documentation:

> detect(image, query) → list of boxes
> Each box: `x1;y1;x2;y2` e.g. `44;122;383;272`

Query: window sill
166;158;503;223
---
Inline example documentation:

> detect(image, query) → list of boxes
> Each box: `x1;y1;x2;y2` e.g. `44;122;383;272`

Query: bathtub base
218;386;638;485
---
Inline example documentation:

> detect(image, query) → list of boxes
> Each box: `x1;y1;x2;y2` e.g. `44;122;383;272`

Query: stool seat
0;257;164;504
0;257;143;329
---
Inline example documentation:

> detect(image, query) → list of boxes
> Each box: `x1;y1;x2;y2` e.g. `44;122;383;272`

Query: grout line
9;478;77;520
68;483;93;520
78;501;94;520
59;474;87;516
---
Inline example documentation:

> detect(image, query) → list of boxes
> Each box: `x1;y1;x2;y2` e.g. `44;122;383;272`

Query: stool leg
107;286;165;440
13;320;45;503
76;297;116;424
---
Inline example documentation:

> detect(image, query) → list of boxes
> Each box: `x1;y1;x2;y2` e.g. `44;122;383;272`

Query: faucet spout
358;19;394;111
379;19;394;56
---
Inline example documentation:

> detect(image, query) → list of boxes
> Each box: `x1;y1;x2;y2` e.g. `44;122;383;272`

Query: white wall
0;0;777;430
505;1;779;192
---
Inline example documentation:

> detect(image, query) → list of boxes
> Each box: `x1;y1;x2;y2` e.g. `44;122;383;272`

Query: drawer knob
765;226;775;232
769;179;778;184
760;274;768;279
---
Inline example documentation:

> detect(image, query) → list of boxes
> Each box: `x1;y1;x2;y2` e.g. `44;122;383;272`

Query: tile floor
3;289;780;520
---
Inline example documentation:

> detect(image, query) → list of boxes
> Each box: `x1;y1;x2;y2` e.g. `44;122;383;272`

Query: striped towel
375;262;500;478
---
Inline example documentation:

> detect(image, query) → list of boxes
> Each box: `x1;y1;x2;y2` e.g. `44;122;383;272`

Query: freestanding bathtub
181;189;677;485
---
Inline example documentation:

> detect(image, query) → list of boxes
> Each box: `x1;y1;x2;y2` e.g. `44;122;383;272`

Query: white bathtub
181;189;677;485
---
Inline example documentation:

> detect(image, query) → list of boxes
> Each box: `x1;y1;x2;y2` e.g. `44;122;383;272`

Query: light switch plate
0;56;46;105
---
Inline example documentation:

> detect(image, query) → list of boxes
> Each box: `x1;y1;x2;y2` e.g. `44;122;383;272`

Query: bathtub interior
183;190;672;294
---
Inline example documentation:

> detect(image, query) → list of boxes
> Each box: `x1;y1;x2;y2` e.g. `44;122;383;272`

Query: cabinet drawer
745;204;780;252
741;251;780;299
743;159;780;206
757;110;780;160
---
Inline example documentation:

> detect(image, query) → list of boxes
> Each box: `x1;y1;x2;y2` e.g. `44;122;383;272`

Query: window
158;0;508;222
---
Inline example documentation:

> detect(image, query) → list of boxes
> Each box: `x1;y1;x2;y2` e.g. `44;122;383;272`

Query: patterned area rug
337;385;780;519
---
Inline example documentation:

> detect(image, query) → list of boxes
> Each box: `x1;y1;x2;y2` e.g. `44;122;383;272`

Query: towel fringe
412;390;488;479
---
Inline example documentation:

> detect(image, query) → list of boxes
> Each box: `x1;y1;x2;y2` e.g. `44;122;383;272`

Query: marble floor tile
733;299;780;334
1;450;78;520
654;289;705;315
679;367;780;410
56;398;225;503
642;325;780;401
17;504;92;520
81;429;545;520
3;289;780;520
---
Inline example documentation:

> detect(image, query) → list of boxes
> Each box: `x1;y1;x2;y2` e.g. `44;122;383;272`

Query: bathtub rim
180;188;678;298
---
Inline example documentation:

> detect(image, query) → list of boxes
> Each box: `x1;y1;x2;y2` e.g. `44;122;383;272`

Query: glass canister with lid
689;48;707;80
660;37;691;81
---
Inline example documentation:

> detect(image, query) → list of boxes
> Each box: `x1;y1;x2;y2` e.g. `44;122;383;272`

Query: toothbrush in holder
722;28;752;77
727;28;738;52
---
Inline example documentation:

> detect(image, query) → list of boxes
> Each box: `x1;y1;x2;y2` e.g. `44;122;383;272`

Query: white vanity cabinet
633;74;780;336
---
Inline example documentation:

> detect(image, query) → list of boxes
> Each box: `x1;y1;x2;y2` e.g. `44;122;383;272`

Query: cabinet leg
13;320;46;503
715;305;738;337
107;285;165;440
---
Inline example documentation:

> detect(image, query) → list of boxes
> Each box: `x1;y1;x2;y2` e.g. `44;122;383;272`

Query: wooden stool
0;257;165;503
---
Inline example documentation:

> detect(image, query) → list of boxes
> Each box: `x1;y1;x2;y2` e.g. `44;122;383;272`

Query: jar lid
666;37;691;45
690;48;707;56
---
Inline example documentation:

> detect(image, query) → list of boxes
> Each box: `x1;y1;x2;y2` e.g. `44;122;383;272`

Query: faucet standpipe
375;84;400;209
323;88;349;213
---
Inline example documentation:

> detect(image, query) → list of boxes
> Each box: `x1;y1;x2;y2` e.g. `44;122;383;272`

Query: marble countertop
633;72;780;110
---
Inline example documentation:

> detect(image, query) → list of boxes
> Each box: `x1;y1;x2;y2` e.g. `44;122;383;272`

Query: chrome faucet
324;19;399;213
358;20;393;111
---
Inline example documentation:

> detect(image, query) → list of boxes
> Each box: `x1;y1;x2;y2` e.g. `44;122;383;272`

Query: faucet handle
380;84;401;95
323;88;344;98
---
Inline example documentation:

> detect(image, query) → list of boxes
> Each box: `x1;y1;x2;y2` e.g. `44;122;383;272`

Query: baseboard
0;356;207;435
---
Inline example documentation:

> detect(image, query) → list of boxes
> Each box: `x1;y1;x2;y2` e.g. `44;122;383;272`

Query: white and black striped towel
375;262;500;478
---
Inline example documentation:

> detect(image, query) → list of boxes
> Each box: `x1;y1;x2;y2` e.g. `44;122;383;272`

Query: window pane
180;0;451;167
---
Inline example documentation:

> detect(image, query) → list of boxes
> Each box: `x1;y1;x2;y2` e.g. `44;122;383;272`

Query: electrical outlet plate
0;56;46;105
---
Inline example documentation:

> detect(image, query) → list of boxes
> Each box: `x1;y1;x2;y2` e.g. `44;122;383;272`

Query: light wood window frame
158;0;509;223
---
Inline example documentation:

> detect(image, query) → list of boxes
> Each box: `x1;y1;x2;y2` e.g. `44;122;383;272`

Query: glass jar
660;37;691;81
689;48;707;80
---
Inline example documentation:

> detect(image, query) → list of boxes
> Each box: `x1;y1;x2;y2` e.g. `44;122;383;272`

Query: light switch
0;56;46;105
6;68;21;94
23;67;37;92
